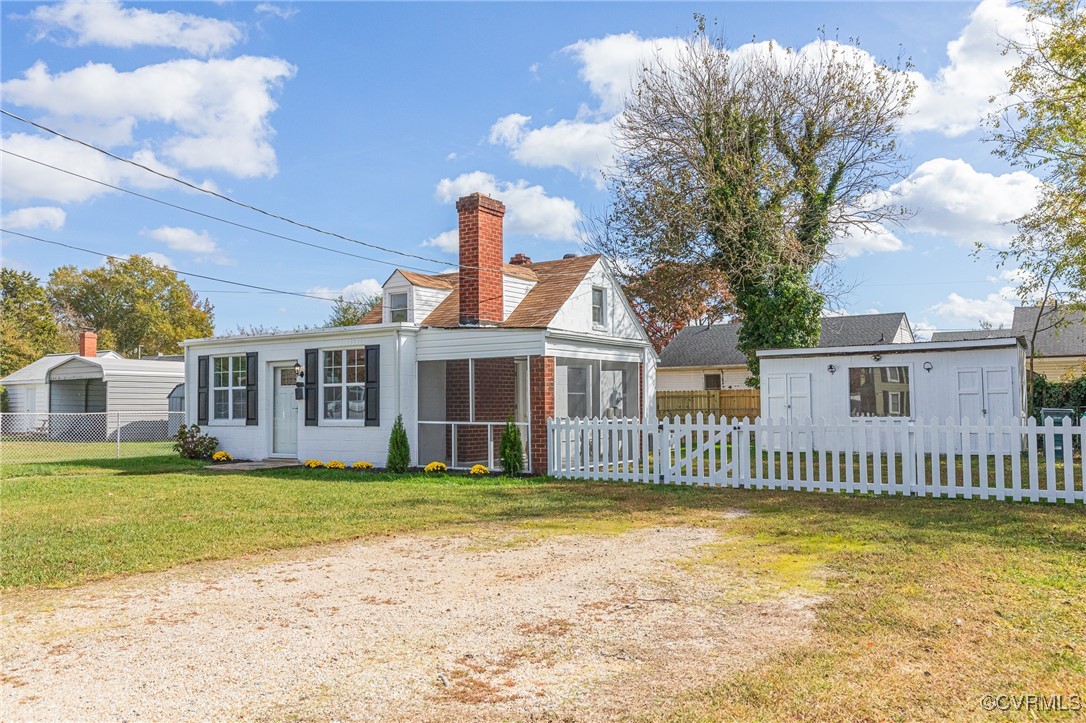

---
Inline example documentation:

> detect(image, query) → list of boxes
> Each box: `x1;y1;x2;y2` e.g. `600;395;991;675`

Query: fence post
115;412;121;458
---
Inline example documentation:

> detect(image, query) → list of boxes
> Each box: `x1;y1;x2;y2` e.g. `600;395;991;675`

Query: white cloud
28;0;242;56
435;172;582;242
143;226;218;254
422;229;459;254
929;288;1018;327
880;158;1040;248
307;278;382;300
490;115;616;186
255;4;298;21
905;0;1031;136
2;56;295;178
0;205;66;230
833;222;907;258
142;251;174;268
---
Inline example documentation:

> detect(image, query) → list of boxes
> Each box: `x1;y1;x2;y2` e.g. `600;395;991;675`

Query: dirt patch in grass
0;525;814;721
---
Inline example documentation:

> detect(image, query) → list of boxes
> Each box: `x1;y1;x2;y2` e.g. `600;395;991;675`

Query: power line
0;148;439;275
1;228;336;303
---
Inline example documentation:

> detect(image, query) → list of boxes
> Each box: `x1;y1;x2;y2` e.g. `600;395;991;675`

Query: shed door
956;368;983;422
983;367;1014;423
765;375;787;421
765;373;811;422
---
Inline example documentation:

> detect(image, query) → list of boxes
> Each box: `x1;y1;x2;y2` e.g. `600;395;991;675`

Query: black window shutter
365;344;380;427
245;351;258;426
304;348;319;426
196;355;209;425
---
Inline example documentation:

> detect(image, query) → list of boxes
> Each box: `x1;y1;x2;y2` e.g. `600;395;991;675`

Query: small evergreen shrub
327;460;346;470
352;461;374;470
498;416;525;476
387;414;411;473
173;424;219;459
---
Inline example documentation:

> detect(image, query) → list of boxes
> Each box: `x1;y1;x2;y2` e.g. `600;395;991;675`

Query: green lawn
2;456;1084;720
1;439;175;465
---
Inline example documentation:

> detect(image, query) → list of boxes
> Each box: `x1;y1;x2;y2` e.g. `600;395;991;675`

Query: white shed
756;337;1027;424
0;334;184;438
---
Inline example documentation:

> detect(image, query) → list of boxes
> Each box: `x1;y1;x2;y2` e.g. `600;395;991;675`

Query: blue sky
1;0;1041;340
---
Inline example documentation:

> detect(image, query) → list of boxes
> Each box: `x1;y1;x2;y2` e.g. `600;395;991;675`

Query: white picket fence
548;415;1085;504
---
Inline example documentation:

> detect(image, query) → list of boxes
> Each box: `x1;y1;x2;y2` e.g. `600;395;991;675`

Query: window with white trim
323;349;366;420
212;355;247;420
591;287;606;327
388;292;409;322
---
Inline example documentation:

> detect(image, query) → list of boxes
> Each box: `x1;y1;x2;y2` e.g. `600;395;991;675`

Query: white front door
272;366;299;457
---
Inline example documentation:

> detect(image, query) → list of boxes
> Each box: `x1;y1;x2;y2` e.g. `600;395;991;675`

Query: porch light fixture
293;361;305;400
292;361;304;379
923;361;933;373
827;364;837;374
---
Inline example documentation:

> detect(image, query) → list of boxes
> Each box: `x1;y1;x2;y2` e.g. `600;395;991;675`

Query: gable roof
362;254;601;329
1;352;184;385
659;312;911;368
929;306;1086;357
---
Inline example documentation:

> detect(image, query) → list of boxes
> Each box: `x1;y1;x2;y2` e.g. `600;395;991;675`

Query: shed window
849;366;911;418
704;374;722;390
388;292;409;323
323;349;366;420
212;355;247;420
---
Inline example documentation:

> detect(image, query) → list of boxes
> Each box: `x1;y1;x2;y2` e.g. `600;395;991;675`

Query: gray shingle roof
659;313;910;368
930;307;1085;357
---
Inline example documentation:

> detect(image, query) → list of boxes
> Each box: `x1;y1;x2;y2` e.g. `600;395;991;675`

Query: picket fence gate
547;415;1085;504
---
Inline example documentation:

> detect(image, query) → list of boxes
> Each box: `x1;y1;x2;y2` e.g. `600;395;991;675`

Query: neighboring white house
757;337;1027;424
182;193;658;472
658;313;914;391
0;331;185;436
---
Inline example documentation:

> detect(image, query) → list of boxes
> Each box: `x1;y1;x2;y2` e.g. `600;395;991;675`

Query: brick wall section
529;355;555;474
456;193;505;326
444;358;517;465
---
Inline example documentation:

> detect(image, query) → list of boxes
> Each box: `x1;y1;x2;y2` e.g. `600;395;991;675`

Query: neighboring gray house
0;332;184;436
931;306;1086;380
658;312;914;391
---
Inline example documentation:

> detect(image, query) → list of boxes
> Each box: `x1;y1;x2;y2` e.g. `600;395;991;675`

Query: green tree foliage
595;20;914;384
498;416;525;476
0;268;66;376
326;294;379;327
1030;375;1086;416
386;414;411;473
47;255;214;356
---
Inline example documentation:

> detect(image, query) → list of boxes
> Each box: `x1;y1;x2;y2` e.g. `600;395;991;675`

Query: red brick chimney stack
457;193;505;326
509;253;532;266
78;330;98;358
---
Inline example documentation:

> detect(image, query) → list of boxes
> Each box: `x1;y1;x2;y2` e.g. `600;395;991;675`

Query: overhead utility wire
2;109;603;283
1;228;336;302
0;148;438;275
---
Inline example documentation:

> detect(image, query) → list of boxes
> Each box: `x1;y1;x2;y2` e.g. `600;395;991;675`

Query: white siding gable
548;259;646;342
503;273;536;320
382;271;451;325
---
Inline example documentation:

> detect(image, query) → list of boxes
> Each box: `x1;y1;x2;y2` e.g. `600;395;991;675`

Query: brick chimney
509;253;532;266
78;330;98;358
456;193;505;326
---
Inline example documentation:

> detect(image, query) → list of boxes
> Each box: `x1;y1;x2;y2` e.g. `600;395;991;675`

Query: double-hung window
388;292;409;322
323;349;366;420
213;355;247;420
591;287;606;327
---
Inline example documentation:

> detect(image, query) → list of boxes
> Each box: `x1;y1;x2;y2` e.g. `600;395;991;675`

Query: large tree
595;21;913;383
326;294;379;327
0;268;66;376
47;255;214;356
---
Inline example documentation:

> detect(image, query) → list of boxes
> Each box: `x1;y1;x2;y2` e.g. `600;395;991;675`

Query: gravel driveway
2;524;815;721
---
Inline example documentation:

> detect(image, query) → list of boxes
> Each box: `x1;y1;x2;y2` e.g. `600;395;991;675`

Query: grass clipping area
2;456;1084;720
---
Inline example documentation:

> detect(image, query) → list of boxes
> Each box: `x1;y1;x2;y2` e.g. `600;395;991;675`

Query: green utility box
1039;408;1074;460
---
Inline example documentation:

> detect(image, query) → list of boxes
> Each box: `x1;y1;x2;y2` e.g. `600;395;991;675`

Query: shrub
211;450;233;463
173;424;219;459
469;464;490;475
424;461;447;474
327;460;346;470
498;416;525;476
0;385;8;413
387;414;411;473
304;459;324;468
352;461;374;470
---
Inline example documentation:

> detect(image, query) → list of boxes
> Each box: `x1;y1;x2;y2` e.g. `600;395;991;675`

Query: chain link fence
0;412;186;465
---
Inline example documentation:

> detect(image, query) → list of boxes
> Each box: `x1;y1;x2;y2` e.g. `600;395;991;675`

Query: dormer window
591;287;606;327
388;292;409;323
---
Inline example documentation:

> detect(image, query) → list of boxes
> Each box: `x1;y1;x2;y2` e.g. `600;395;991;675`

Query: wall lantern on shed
827;364;837;374
923;361;934;373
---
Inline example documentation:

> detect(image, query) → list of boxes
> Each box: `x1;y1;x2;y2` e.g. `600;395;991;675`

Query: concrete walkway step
207;459;302;472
